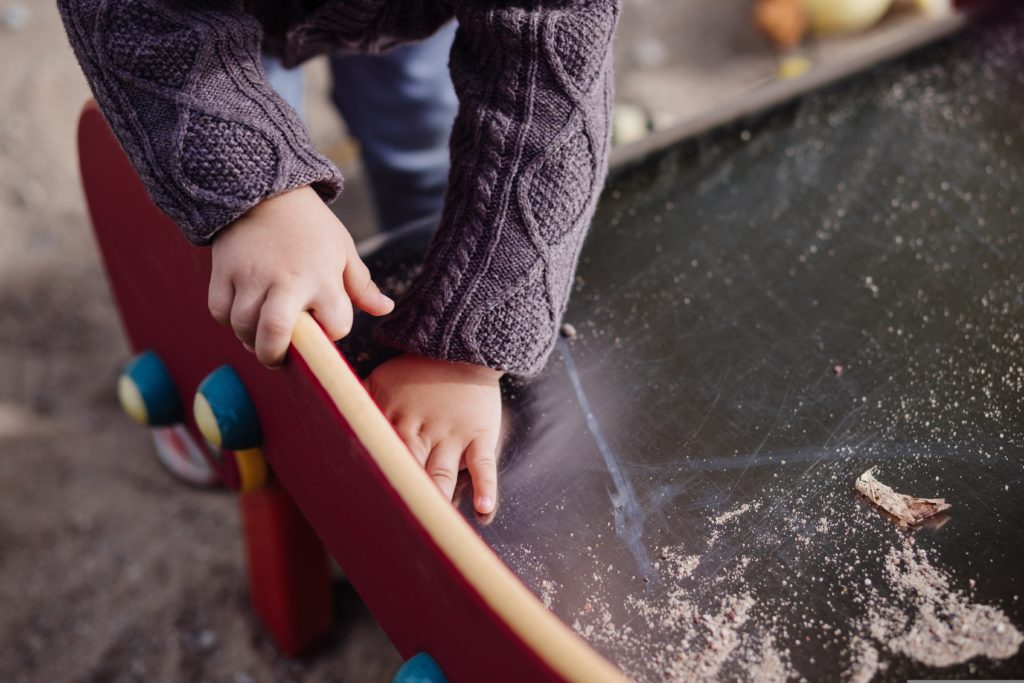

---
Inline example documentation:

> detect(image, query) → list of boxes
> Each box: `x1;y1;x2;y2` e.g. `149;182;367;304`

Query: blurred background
0;1;966;681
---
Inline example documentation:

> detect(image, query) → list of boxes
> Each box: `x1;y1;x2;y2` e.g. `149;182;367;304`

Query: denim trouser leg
260;23;457;232
330;23;458;232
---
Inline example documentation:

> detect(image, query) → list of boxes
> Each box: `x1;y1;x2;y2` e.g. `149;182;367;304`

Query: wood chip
854;467;951;527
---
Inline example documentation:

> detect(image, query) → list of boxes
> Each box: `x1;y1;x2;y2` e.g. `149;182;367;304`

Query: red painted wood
241;482;332;657
77;102;566;682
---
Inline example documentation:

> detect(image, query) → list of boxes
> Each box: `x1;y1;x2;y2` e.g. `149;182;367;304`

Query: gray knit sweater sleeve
374;0;621;376
57;0;342;245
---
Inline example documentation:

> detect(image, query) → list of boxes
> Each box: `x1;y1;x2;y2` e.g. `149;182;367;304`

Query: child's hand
365;354;502;515
209;186;394;366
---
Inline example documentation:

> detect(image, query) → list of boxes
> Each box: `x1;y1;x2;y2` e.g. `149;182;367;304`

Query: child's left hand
364;354;502;515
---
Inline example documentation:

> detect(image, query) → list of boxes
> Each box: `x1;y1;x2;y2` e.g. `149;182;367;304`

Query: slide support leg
240;480;332;657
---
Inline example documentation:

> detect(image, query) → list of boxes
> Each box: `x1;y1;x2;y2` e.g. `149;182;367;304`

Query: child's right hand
208;186;394;366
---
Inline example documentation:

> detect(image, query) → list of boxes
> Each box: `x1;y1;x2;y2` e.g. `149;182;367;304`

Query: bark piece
855;467;951;527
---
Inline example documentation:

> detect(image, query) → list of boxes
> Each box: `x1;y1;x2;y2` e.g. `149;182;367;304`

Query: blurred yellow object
910;0;953;17
802;0;893;34
778;55;813;79
612;103;651;146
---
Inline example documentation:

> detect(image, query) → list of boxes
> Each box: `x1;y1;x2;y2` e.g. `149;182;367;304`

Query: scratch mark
932;188;1005;260
559;339;653;580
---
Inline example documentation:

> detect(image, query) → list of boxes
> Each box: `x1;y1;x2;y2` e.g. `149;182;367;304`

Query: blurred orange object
754;0;809;48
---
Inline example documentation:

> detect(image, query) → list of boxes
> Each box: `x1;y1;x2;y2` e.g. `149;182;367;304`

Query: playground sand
553;498;1022;682
522;441;1024;682
864;540;1023;668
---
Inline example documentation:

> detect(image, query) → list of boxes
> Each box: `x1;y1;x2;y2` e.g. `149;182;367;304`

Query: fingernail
379;292;394;307
478;496;494;513
243;343;254;352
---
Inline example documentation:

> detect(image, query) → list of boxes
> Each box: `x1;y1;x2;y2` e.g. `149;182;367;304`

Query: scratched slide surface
415;11;1024;683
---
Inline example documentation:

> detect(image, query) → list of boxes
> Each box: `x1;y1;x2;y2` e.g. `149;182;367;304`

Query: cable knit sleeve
57;0;343;245
374;0;621;376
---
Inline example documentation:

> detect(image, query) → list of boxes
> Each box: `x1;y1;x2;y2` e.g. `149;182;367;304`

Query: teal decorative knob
193;365;262;451
117;351;182;427
393;653;446;683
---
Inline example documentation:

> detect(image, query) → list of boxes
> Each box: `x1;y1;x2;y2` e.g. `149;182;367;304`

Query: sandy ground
0;1;942;681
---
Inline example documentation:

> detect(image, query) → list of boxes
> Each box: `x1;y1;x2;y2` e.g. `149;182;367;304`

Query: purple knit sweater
58;0;620;376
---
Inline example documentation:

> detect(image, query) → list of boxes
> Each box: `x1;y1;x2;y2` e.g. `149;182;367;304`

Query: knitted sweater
58;0;620;376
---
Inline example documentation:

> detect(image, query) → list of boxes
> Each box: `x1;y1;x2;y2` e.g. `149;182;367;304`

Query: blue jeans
261;23;458;232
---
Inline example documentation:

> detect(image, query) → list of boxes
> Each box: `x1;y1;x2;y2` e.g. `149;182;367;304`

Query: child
59;0;620;516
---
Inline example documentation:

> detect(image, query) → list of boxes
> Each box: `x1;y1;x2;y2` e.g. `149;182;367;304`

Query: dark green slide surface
352;10;1024;681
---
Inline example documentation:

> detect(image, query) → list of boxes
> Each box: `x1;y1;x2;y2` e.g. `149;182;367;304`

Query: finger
466;437;498;514
229;287;267;350
343;255;394;317
426;441;463;502
394;417;429;466
310;289;353;342
208;272;234;326
254;286;304;367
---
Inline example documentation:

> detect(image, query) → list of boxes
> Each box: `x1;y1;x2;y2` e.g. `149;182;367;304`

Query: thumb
344;255;394;316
